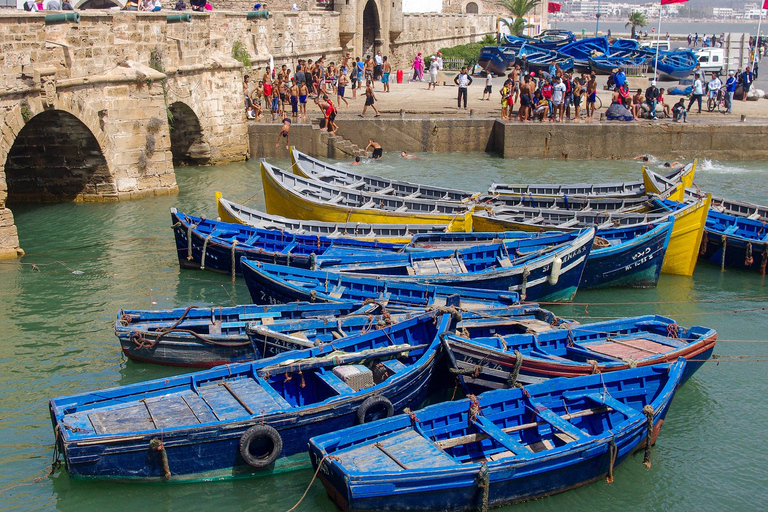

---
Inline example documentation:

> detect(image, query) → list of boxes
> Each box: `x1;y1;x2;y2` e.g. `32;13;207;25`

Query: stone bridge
0;9;494;258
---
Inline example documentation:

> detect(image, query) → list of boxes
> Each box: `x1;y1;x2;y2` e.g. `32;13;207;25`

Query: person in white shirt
454;67;473;109
482;71;493;100
707;73;722;100
427;56;440;90
551;76;567;122
435;51;444;86
374;52;383;81
686;72;704;113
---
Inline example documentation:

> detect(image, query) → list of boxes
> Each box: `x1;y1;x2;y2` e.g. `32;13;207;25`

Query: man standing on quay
454;67;473;109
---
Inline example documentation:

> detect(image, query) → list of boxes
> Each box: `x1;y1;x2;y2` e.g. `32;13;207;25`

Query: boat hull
580;221;673;289
699;229;768;273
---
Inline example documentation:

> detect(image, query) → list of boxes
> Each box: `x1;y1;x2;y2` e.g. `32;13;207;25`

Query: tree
496;0;543;37
625;11;647;40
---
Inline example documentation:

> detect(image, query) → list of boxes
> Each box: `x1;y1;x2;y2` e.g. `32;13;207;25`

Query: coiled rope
476;462;490;512
148;438;171;479
642;404;655;469
505;350;524;388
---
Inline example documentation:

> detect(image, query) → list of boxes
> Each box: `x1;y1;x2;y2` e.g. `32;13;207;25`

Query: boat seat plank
562;391;636;418
196;378;287;420
87;403;155;435
315;372;355;394
473;416;532;457
142;393;214;429
527;403;586;440
339;430;457;472
380;359;407;374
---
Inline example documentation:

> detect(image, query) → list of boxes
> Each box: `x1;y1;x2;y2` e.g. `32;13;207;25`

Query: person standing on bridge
454;67;473;110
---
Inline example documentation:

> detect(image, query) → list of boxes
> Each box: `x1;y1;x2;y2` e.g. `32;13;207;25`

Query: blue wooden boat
699;209;768;273
240;258;521;311
171;208;403;277
581;220;674;289
517;44;574;73
307;360;686;512
559;36;610;69
588;54;647;74
443;314;715;392
504;30;576;50
610;38;641;51
50;311;453;481
652;49;698;79
116;301;386;368
405;221;673;289
478;46;516;76
249;304;574;360
314;229;595;302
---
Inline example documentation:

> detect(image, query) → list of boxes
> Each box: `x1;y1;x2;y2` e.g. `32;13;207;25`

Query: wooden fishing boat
171;208;403;277
215;193;448;243
559;36;610;69
248;304;575;362
261;160;488;232
290;149;663;213
517;44;574;73
403;220;673;289
115;301;387;368
314;229;596;302
699;209;768;273
504;30;576;50
588;54;648;74
478;46;516;75
240;258;522;311
472;194;711;277
50;312;453;482
488;160;695;199
652;49;698;79
443;314;715;392
308;360;686;512
290;148;477;202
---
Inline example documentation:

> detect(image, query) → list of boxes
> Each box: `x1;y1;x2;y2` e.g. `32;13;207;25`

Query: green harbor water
1;153;767;511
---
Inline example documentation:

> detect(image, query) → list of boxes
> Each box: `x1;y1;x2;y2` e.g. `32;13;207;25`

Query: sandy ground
252;70;768;125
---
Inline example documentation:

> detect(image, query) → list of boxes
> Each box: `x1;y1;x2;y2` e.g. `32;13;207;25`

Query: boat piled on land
308;360;687;512
50;312;454;481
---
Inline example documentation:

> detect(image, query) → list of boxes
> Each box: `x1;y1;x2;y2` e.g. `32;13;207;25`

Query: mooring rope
642;405;655;469
285;454;338;512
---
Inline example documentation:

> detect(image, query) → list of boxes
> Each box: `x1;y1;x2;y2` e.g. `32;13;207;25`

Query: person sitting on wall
174;0;186;9
190;0;205;11
61;0;74;9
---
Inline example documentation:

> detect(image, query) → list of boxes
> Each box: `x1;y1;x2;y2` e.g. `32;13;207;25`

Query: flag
763;0;768;10
547;2;561;13
661;0;688;5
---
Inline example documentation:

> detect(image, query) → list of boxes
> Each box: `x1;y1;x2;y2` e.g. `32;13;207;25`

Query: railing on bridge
443;58;466;70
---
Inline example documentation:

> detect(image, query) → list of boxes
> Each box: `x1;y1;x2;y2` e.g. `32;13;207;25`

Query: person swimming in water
400;151;420;159
275;118;291;149
350;156;363;165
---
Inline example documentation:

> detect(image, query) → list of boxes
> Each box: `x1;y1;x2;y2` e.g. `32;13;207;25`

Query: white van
694;48;725;75
641;40;671;52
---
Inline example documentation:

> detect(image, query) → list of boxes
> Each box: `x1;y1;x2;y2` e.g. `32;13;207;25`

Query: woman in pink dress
411;53;424;82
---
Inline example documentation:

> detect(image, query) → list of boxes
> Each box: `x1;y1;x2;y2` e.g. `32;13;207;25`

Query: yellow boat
643;159;697;203
215;192;450;244
261;160;526;232
472;194;710;277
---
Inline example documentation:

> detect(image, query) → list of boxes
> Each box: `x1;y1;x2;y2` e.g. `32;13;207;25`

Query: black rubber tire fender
356;395;394;424
239;424;282;468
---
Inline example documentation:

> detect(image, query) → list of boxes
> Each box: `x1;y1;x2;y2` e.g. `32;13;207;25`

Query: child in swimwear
275;118;291;149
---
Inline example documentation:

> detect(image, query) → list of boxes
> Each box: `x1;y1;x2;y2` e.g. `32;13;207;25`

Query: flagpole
753;6;763;70
653;4;663;83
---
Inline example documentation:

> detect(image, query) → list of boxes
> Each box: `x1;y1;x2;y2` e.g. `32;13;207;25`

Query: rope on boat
403;407;420;426
520;267;531;302
200;234;212;270
642;405;655;469
186;222;195;261
129;306;251;349
425;305;463;324
149;438;171;479
762;243;768;276
468;394;482;425
230;240;238;283
476;462;490;512
666;323;679;339
587;359;600;374
506;350;524;389
746;242;754;267
285;454;339;512
606;437;617;484
448;365;482;377
700;231;708;255
721;234;727;272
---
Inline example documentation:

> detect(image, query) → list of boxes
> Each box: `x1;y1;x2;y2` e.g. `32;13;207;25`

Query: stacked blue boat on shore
48;150;726;510
478;30;698;79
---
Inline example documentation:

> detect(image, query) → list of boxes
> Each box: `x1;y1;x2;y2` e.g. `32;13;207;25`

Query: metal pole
595;0;601;36
653;5;663;82
753;7;763;69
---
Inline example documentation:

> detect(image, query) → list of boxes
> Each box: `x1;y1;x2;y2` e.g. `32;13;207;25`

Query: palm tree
496;0;543;37
625;11;647;40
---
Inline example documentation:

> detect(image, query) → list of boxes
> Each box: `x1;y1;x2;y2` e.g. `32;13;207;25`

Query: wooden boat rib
472;194;711;277
443;314;715;392
216;193;449;243
308;360;686;512
291;149;665;213
171;208;403;276
315;228;596;303
50;312;453;481
240;258;522;311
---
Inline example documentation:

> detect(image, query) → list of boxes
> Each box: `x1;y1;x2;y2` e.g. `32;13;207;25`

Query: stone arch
362;0;381;58
465;2;479;14
167;102;211;166
4;109;112;203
